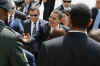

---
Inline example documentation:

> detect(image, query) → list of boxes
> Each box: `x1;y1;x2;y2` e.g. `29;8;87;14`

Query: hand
22;33;31;43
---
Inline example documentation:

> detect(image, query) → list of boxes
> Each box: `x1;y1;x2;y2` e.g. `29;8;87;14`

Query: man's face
29;9;39;22
49;12;60;27
61;13;69;26
96;0;100;9
0;8;9;25
62;0;71;8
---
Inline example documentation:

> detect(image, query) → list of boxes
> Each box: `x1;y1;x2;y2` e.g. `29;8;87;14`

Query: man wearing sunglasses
55;0;72;13
23;6;50;59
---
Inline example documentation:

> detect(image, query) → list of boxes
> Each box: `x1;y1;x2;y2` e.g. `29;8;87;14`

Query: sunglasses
30;14;38;17
63;1;71;3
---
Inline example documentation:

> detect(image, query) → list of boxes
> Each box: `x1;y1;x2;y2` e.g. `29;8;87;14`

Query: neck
31;19;37;23
70;26;86;32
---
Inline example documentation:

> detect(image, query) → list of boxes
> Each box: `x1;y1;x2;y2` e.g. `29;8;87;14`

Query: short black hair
29;7;40;14
53;10;63;20
70;3;91;29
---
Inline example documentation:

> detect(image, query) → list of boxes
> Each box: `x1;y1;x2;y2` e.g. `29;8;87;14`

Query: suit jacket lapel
29;20;31;35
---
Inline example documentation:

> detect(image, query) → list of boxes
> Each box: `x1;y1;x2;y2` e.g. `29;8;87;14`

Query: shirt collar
0;20;6;29
0;20;5;25
69;30;87;34
64;7;71;11
31;19;39;31
31;19;39;24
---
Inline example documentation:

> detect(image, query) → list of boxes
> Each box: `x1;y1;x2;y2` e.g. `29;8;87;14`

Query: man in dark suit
38;0;55;21
90;0;100;30
0;0;30;66
23;6;50;58
37;3;100;66
55;0;72;13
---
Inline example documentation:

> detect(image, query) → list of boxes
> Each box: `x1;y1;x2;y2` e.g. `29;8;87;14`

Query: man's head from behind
0;0;12;24
69;3;91;30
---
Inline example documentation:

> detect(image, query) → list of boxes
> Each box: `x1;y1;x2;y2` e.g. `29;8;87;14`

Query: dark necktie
31;23;37;40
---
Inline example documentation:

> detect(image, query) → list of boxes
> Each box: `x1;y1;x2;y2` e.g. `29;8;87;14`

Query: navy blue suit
24;19;50;59
9;18;24;34
24;19;50;42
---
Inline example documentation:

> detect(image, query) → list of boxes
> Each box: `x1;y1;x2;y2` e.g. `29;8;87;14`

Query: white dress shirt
31;22;35;36
31;19;39;37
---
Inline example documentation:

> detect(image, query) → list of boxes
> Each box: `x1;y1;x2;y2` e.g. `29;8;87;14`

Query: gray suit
0;20;29;66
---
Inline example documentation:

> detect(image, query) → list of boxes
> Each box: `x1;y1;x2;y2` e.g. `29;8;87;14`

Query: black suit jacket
24;19;50;42
37;32;100;66
90;7;100;29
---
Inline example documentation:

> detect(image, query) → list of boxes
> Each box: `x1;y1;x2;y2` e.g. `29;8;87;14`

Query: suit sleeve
37;43;48;66
40;22;50;41
24;21;29;34
8;36;30;66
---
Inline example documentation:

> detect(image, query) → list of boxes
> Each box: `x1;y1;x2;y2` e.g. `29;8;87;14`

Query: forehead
25;0;30;1
29;9;38;14
50;12;58;17
62;0;71;1
97;0;100;2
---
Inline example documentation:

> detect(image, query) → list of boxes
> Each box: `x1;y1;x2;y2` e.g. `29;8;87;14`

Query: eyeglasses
63;1;71;3
30;14;38;17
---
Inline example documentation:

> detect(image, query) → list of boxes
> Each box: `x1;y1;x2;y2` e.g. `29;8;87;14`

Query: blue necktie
92;10;100;29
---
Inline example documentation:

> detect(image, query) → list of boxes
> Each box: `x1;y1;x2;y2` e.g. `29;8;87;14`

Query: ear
88;19;93;28
38;13;40;17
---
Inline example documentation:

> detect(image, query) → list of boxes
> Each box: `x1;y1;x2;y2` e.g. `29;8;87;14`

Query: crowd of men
0;0;100;66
